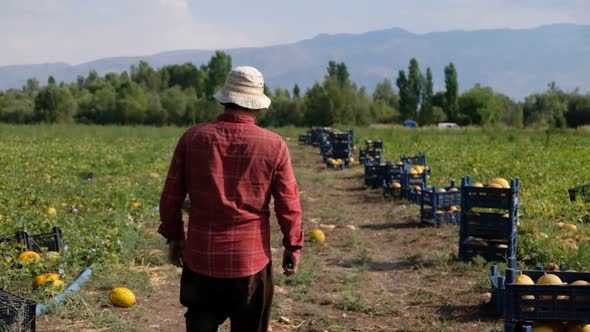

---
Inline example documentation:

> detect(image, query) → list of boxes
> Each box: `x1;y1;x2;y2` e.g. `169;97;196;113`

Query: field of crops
281;126;590;269
0;124;589;330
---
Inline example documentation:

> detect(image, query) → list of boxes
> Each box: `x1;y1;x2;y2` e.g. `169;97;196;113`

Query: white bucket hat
213;66;271;110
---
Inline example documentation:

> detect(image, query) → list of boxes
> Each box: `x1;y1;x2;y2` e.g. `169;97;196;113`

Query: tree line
1;51;589;128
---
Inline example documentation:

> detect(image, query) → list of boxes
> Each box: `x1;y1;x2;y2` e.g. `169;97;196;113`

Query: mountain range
1;24;589;100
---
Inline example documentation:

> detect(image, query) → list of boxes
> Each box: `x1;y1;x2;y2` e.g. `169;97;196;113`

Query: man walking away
158;66;304;332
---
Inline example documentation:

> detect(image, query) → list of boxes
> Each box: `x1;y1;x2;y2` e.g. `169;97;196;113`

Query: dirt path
64;142;500;332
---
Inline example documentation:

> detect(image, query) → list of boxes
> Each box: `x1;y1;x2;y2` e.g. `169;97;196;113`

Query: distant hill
1;24;589;100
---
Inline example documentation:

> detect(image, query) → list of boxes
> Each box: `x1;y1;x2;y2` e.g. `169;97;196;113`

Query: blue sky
1;0;588;66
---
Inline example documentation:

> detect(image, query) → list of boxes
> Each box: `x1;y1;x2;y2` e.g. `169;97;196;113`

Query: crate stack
459;177;520;263
399;163;429;203
364;163;386;189
310;127;332;147
381;153;430;203
0;289;36;331
382;161;404;198
325;130;355;170
298;132;311;145
358;140;383;165
490;265;590;331
420;181;461;226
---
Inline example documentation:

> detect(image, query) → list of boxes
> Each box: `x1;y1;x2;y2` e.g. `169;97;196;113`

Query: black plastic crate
569;184;590;202
0;289;36;331
16;227;64;253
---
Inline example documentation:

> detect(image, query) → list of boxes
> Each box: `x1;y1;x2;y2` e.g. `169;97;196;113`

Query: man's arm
158;133;188;256
271;140;304;275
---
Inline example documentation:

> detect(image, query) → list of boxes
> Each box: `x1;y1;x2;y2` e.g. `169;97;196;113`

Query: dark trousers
180;263;273;332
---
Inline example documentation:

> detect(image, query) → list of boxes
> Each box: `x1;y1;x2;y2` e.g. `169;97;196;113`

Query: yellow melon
46;251;60;263
537;273;564;285
537;273;567;300
109;287;137;308
32;273;61;289
46;207;57;217
516;273;535;307
309;229;326;244
491;177;511;188
489;183;503;188
565;322;590;332
449;187;459;192
391;182;401;189
413;185;422;191
17;251;41;263
409;167;418;175
473;182;484;187
129;201;141;208
436;188;447;193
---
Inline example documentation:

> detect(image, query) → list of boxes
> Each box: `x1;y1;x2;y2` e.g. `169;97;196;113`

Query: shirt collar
216;112;256;124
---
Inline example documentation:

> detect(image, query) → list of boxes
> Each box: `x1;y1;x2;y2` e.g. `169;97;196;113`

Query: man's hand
282;249;300;276
168;240;185;268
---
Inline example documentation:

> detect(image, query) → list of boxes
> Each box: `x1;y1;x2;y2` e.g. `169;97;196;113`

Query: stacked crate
382;153;430;203
490;265;590;331
364;163;386;188
325;130;354;170
420;181;461;226
310;127;332;147
382;161;404;198
358;140;383;165
298;132;311;145
399;163;429;202
459;177;520;263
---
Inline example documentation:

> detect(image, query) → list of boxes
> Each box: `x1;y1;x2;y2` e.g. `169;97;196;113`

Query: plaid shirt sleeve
272;140;304;252
158;133;187;241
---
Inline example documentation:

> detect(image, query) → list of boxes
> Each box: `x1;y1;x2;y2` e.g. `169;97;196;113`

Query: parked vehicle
438;122;460;129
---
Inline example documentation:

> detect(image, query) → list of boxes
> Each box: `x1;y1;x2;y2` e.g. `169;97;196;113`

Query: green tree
203;51;232;99
407;58;422;121
116;81;147;124
444;63;459;121
396;70;409;120
419;67;434;125
458;85;506;126
304;83;334;126
161;86;187;125
34;84;77;123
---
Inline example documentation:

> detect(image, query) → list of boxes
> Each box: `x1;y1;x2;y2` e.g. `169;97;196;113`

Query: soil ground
40;141;502;332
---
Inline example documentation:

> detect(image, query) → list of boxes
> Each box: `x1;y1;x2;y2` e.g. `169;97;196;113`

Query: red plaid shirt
158;113;303;278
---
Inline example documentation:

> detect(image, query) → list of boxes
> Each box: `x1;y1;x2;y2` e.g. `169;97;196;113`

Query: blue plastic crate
364;163;386;188
400;152;426;166
459;235;517;263
504;268;590;322
421;209;461;226
421;183;461;209
298;134;311;145
462;211;517;240
406;187;423;204
400;169;428;199
461;177;520;210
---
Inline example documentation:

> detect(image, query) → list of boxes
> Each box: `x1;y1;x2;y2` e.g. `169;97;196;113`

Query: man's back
159;112;302;278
